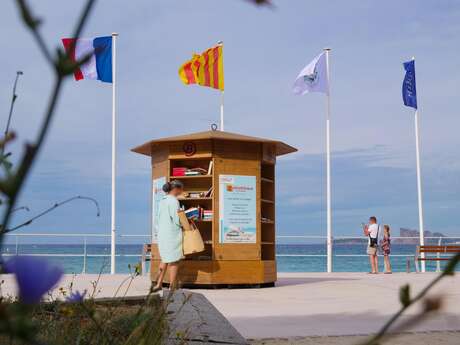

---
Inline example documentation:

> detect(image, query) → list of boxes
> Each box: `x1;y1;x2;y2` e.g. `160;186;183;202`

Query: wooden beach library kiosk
132;130;297;286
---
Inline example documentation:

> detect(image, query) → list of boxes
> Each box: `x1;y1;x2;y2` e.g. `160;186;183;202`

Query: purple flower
66;290;87;303
4;256;63;304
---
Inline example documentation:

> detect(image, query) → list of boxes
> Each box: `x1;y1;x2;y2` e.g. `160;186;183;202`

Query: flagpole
410;56;425;273
218;40;224;131
324;48;333;273
412;57;425;273
110;32;118;275
415;107;425;272
220;90;224;131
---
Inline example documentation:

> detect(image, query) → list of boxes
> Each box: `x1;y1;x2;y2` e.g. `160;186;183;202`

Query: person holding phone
363;216;379;274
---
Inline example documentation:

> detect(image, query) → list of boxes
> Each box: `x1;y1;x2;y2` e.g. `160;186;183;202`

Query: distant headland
335;228;455;245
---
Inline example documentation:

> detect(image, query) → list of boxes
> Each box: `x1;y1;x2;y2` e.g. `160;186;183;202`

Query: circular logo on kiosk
183;142;196;156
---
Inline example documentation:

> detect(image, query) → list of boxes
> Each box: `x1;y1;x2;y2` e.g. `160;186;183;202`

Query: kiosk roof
131;130;297;157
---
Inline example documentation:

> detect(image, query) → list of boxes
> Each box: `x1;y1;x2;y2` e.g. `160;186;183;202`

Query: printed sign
151;176;166;242
219;175;257;243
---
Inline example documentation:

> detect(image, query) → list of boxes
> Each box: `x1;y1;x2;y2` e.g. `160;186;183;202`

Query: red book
172;167;187;176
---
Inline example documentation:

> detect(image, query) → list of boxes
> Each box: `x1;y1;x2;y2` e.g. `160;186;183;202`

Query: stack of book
185;167;207;176
202;210;213;221
172;161;213;176
172;167;209;176
184;206;213;221
182;192;203;199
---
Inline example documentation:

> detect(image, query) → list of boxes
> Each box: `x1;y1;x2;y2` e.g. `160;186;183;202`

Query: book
185;171;200;176
202;210;213;220
188;192;204;198
172;167;187;176
188;167;207;175
207;161;213;175
204;186;214;197
185;207;200;220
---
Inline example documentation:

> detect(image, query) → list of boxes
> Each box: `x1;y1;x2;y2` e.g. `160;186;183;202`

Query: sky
0;0;459;245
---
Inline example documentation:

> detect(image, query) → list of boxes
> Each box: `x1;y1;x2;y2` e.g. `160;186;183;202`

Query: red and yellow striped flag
179;44;224;91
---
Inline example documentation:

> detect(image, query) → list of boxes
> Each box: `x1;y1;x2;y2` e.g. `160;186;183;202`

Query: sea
1;243;454;274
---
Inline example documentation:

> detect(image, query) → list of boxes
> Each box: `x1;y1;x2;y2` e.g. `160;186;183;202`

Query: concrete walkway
197;273;460;338
1;272;459;339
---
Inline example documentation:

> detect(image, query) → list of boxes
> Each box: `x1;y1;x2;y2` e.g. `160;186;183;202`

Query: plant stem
363;253;460;345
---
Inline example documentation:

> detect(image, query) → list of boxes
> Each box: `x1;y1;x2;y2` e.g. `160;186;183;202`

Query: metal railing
1;233;459;273
276;235;460;273
1;233;151;274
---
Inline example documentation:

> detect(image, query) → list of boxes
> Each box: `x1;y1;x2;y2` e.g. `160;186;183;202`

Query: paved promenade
1;272;459;339
198;273;460;338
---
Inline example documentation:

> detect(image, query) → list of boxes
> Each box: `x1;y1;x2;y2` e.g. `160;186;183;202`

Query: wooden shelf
196;219;213;222
170;175;212;179
261;199;274;204
261;241;274;245
261;177;274;183
261;219;274;224
178;197;212;201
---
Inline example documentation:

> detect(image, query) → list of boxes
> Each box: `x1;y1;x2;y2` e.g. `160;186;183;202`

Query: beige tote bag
178;211;205;255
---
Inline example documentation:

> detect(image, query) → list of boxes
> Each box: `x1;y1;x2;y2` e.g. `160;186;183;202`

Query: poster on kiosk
219;175;257;243
151;176;166;242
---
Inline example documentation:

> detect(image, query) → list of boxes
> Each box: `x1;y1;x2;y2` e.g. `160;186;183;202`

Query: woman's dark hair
162;180;184;193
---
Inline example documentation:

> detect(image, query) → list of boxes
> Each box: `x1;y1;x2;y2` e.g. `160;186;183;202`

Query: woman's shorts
367;245;378;255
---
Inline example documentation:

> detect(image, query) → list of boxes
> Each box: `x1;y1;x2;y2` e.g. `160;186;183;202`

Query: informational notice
151;176;166;242
219;175;257;243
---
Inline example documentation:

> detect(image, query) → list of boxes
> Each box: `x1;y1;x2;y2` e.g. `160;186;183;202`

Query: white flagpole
218;40;224;131
220;90;224;131
411;56;425;273
415;108;425;272
110;32;118;275
324;48;333;273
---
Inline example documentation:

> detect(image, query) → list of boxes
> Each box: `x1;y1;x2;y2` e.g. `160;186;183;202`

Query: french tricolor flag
62;36;112;83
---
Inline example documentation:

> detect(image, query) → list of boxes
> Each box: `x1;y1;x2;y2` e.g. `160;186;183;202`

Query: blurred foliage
0;295;167;345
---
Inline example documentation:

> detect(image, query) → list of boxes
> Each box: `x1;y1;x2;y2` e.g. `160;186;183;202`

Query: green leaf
134;262;142;276
16;0;42;29
443;253;460;276
399;284;411;307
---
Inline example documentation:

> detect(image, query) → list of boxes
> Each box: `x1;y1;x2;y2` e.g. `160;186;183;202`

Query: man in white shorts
363;216;379;274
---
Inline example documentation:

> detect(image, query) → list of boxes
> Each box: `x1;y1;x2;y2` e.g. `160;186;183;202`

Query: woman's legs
168;262;180;290
154;262;168;289
384;255;392;273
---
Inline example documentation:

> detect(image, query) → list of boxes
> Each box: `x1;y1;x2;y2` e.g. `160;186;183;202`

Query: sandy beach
250;331;460;345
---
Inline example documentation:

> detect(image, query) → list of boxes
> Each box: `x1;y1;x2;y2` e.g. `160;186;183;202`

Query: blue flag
402;59;417;109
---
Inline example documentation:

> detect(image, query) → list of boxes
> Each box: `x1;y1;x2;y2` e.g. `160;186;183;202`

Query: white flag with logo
292;52;329;95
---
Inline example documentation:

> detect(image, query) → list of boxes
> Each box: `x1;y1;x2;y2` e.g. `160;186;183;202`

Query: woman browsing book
152;180;185;292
